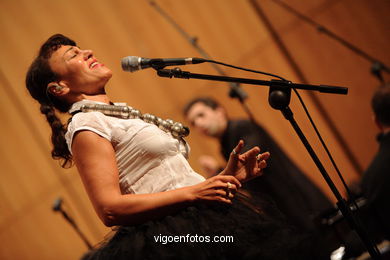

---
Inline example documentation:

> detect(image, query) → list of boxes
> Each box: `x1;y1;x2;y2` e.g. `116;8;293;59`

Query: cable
208;60;287;81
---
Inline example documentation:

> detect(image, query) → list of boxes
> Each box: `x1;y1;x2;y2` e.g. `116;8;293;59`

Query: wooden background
0;0;389;259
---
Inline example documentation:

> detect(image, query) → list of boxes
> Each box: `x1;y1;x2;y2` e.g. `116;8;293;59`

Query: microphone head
121;56;143;72
52;197;63;212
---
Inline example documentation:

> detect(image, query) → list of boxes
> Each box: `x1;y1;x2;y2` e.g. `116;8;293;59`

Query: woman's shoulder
66;112;116;144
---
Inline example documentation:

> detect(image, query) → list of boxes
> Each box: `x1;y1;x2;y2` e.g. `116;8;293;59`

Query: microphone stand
269;0;390;84
52;198;93;250
156;67;381;259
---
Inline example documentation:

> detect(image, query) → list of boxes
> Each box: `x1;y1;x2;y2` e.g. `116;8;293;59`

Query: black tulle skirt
82;193;325;260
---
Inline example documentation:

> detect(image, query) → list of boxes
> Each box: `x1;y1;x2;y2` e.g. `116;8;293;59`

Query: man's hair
183;97;221;116
371;84;390;126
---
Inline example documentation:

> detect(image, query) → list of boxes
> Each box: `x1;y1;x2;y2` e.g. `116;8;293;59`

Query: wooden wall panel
257;0;390;167
0;0;388;259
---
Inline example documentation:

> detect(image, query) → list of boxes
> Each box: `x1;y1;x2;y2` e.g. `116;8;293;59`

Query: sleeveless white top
65;100;205;195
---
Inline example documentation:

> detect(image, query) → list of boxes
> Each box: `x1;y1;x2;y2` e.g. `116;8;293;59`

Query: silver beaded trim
80;104;190;138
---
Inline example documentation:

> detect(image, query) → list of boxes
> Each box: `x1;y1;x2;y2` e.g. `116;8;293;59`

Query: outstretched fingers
257;151;270;161
257;152;270;168
226;140;245;170
243;146;261;161
231;140;244;157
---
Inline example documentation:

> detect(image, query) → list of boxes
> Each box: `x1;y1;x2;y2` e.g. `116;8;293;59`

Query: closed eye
70;50;80;59
67;47;81;60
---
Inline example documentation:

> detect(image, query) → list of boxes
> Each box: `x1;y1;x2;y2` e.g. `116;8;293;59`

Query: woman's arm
72;130;241;227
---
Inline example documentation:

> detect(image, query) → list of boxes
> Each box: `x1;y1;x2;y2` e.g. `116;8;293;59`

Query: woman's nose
83;49;93;60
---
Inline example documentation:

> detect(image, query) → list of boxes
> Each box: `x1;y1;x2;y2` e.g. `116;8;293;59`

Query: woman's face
48;45;112;95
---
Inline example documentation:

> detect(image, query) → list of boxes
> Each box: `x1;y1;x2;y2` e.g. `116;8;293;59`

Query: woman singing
26;34;320;259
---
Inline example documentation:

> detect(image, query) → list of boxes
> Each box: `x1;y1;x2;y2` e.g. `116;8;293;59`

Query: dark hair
183;97;221;116
26;34;77;168
371;84;390;126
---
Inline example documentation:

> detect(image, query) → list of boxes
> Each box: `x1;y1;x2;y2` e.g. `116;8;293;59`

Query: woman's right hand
190;175;241;204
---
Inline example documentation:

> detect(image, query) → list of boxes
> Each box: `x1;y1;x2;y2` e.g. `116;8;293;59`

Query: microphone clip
150;59;169;70
156;68;191;79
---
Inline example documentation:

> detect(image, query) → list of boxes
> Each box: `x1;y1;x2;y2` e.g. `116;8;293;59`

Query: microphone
52;197;63;212
121;56;206;72
51;197;93;249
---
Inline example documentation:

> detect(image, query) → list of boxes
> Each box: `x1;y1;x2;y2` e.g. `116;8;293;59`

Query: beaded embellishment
79;103;190;138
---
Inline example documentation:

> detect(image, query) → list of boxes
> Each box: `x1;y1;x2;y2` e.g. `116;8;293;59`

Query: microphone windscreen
52;197;62;212
121;56;141;72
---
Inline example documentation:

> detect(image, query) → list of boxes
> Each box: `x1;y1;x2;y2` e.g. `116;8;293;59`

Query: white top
65;100;205;195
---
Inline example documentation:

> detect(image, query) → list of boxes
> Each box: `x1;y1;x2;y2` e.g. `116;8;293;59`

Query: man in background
183;97;333;233
360;85;390;239
343;85;390;258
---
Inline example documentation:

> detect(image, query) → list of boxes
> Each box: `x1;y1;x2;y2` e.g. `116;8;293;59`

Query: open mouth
89;59;103;69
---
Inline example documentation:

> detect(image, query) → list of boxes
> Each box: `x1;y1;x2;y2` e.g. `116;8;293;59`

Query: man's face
186;102;227;137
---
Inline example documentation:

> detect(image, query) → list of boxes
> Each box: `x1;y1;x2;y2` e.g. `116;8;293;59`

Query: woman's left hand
220;140;270;183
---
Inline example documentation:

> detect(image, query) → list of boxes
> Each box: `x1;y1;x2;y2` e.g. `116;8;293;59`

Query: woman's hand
220;140;270;183
190;175;242;204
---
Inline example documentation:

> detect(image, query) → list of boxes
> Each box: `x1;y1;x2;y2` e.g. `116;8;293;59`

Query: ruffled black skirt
82;193;324;260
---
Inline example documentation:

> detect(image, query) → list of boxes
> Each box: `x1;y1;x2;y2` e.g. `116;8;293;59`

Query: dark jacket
220;119;333;232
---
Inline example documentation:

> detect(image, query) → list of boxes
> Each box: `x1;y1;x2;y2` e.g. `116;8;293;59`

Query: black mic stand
269;0;390;84
267;86;381;260
156;67;381;259
52;198;93;250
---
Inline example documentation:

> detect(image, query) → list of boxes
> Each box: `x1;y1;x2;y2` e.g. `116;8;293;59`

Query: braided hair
26;34;76;168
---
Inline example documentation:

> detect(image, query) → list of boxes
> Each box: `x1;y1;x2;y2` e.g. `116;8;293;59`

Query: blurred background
0;0;389;259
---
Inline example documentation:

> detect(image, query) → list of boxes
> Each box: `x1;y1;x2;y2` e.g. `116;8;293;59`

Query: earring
54;85;63;91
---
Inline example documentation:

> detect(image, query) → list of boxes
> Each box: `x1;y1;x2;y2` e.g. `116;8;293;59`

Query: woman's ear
47;82;68;96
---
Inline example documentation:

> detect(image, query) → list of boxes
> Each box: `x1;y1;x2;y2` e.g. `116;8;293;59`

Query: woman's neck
79;94;111;104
